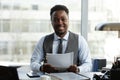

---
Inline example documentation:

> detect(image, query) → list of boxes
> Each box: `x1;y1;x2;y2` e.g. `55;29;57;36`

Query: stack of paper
46;52;74;68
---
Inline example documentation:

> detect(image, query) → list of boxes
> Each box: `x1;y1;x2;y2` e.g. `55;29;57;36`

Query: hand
40;63;58;73
67;65;79;73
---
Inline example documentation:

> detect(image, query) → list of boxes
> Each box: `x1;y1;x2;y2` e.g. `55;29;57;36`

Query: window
0;42;8;55
32;5;38;10
88;0;120;63
2;4;10;10
0;0;81;63
13;5;20;10
2;19;10;32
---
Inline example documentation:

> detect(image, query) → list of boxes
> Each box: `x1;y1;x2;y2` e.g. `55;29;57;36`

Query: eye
53;18;58;22
62;18;67;22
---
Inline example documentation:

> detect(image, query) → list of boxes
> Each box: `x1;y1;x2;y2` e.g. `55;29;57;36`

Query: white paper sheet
50;72;90;80
46;52;74;68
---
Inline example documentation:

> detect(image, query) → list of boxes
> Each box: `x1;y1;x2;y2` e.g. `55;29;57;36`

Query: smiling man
30;4;92;74
51;9;69;38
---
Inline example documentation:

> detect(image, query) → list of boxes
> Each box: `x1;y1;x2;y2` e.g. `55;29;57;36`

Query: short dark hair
50;5;69;16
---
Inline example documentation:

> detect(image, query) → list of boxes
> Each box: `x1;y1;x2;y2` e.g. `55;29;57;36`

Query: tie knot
59;39;63;43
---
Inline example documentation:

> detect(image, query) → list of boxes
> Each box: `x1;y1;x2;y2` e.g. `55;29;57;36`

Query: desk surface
17;66;39;80
17;66;102;80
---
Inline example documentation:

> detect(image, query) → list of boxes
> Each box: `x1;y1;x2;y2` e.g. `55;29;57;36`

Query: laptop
0;66;19;80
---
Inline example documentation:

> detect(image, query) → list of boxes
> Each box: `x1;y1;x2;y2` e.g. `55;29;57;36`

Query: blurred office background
0;0;120;65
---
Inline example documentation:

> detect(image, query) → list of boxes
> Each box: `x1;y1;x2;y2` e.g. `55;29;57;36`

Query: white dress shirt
30;31;92;73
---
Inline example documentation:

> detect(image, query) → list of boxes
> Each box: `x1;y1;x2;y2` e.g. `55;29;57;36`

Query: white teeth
59;27;64;29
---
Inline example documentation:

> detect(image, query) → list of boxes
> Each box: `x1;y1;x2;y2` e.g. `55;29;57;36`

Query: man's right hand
40;63;58;73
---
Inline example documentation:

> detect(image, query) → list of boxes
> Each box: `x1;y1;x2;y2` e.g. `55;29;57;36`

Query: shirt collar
54;31;69;41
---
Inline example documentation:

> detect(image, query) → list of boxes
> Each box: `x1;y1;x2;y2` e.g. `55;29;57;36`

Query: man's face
51;10;69;37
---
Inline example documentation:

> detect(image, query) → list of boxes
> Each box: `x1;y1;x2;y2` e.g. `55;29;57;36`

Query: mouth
58;26;64;30
57;25;64;30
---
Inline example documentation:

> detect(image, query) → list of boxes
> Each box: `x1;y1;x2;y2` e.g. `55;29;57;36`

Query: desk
17;66;40;80
81;72;103;80
17;66;102;80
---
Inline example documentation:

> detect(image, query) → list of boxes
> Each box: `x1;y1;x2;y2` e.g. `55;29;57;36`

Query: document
46;52;74;68
50;72;90;80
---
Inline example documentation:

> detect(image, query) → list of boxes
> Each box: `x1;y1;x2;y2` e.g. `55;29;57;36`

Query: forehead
51;10;68;17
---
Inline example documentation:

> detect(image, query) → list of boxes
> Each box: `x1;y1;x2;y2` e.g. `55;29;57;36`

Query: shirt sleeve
77;36;92;72
30;36;45;72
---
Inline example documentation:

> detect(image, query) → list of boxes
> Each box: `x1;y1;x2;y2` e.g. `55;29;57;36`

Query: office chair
92;58;106;72
0;66;19;80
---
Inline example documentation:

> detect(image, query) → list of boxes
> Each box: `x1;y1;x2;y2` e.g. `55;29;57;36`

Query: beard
55;30;67;37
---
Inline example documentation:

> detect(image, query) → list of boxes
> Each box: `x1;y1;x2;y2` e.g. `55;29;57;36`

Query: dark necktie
57;39;63;54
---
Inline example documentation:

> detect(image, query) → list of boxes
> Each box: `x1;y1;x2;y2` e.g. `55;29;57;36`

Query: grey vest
43;31;79;65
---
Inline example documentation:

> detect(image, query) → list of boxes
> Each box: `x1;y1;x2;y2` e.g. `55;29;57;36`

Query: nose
57;19;63;24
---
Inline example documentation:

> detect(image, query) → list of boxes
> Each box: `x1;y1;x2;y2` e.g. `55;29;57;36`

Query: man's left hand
67;65;79;73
